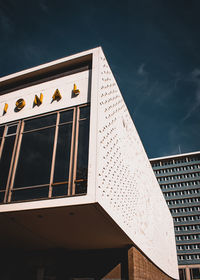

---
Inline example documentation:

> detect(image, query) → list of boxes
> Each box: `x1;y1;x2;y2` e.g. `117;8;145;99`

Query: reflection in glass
75;181;87;194
7;125;17;135
80;106;90;119
0;105;90;203
24;114;56;131
0;126;5;137
0;136;15;191
179;269;186;280
60;109;73;124
76;119;89;181
0;191;5;202
14;127;55;188
11;186;49;201
190;268;200;280
52;184;68;197
53;124;72;183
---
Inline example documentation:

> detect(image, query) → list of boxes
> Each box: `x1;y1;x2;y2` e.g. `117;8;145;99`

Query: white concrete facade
0;47;178;279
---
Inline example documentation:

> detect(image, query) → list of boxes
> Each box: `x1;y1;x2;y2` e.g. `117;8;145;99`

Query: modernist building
150;152;200;280
0;47;178;279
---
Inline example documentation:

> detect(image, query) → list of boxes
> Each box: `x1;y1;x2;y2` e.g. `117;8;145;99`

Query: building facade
0;47;178;279
150;152;200;280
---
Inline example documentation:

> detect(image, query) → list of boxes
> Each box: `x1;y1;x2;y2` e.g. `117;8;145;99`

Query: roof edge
150;150;200;161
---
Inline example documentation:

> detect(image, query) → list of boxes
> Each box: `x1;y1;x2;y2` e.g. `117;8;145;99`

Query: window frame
0;103;90;203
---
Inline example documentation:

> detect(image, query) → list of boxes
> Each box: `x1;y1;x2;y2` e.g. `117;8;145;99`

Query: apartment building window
179;268;186;280
0;104;90;203
190;268;200;280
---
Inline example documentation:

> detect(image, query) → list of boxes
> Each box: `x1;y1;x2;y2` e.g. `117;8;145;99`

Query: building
150;151;200;280
0;47;178;279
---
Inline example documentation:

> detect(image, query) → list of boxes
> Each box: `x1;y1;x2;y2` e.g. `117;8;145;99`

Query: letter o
15;99;25;111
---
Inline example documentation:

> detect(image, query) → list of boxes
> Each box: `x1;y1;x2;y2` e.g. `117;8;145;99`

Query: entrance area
1;247;175;280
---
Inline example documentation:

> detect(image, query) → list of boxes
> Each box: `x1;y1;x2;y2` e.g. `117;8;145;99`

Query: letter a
52;89;62;102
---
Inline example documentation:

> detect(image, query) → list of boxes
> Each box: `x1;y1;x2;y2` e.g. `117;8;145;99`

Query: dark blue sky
1;0;200;158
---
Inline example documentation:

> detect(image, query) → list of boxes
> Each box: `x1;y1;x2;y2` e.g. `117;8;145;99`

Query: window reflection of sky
0;105;90;202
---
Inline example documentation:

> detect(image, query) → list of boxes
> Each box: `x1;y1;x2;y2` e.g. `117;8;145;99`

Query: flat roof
0;47;101;95
150;151;200;161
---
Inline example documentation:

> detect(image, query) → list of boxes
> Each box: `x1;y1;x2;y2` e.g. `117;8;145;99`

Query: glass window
0;135;16;190
190;268;200;280
7;124;17;135
59;109;73;124
11;186;49;202
0;125;5;137
24;114;56;131
53;124;72;183
75;106;90;194
13;127;55;189
179;269;186;280
0;104;90;203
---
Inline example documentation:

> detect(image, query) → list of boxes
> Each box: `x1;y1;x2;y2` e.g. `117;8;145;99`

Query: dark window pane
0;191;5;203
53;124;72;183
52;184;68;197
0;135;15;190
76;119;89;180
75;181;87;194
179;269;186;280
80;106;90;119
60;109;73;124
7;125;17;135
13;127;55;188
24;114;57;131
0;126;5;137
11;186;49;201
191;268;200;279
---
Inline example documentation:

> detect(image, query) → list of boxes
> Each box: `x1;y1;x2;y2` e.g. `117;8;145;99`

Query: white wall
0;70;90;124
95;48;179;279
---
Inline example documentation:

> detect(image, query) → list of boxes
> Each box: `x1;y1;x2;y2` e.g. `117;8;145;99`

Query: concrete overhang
0;203;132;251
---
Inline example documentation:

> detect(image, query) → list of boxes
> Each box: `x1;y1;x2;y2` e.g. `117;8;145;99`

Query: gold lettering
52;89;62;101
15;99;25;111
72;83;80;95
3;103;8;114
34;93;43;106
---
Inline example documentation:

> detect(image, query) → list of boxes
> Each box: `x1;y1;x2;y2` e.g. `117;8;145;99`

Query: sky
0;0;200;158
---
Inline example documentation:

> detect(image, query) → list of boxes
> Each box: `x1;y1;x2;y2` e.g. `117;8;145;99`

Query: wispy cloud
137;63;147;76
182;68;200;121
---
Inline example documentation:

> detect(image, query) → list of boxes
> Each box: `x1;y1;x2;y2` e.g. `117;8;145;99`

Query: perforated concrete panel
92;48;178;279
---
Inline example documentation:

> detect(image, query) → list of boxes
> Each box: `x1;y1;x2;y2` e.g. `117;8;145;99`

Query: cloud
182;68;200;121
137;63;147;76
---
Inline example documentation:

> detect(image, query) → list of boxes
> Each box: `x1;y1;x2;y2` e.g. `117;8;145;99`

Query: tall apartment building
0;47;178;279
150;151;200;280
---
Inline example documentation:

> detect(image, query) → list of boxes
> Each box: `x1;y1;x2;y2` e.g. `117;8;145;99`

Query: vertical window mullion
49;112;60;198
71;107;80;195
0;125;6;203
0;125;6;159
68;107;77;196
6;121;23;203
